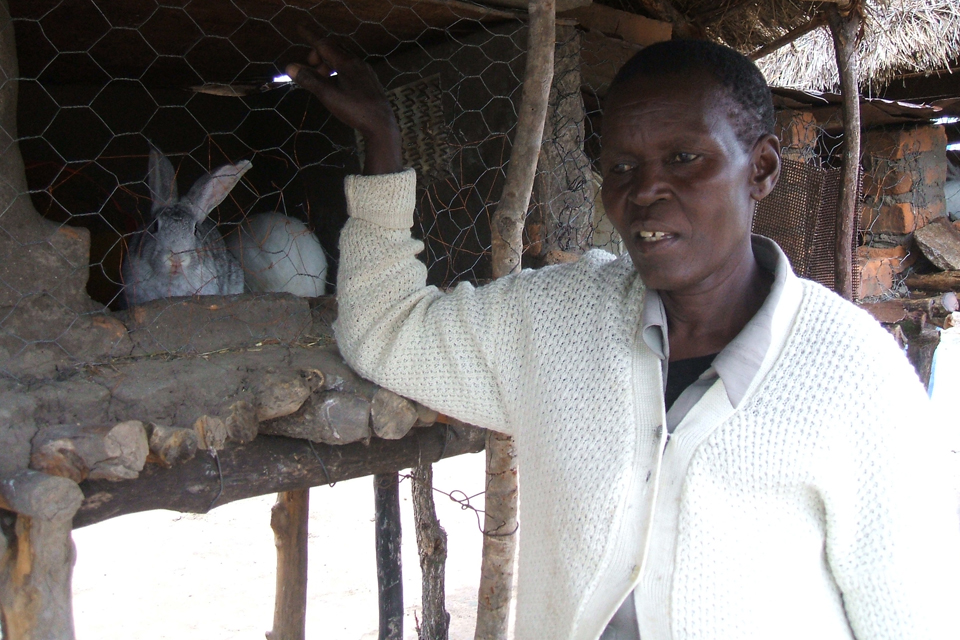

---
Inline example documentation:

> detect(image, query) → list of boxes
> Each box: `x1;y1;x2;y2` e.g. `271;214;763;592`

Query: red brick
874;202;917;234
857;245;912;298
886;171;915;195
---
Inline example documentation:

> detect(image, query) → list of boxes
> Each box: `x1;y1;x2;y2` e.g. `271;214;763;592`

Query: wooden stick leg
474;432;518;640
413;464;450;640
266;489;310;640
0;471;84;640
374;473;403;640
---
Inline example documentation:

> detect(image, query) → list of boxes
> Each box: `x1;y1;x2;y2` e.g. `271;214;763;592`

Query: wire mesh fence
1;0;880;384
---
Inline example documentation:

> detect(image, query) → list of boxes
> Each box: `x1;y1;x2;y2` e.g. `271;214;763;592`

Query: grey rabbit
122;148;250;306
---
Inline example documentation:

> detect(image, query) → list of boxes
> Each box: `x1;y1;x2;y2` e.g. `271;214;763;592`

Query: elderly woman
288;39;959;640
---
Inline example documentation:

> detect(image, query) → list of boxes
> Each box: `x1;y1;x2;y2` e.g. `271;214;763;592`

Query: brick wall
861;125;948;236
775;109;820;165
858;124;948;298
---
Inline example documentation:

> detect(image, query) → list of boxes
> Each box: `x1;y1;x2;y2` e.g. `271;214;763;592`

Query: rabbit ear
181;160;253;221
148;147;179;215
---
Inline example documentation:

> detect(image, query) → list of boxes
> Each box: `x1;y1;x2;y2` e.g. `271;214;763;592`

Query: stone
256;372;312;421
915;217;960;271
371;388;419;440
146;423;199;467
30;421;149;482
193;415;228;451
259;391;371;445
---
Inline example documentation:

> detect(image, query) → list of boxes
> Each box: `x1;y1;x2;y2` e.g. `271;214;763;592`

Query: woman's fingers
285;63;335;101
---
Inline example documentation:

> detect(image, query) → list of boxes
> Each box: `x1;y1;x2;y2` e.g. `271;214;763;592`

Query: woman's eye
671;152;699;164
609;162;635;174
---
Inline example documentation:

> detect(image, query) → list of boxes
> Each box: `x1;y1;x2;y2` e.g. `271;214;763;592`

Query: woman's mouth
637;230;675;242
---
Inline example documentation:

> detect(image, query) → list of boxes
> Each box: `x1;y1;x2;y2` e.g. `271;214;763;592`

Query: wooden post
826;3;863;301
412;464;450;640
490;0;557;279
479;1;555;638
0;470;84;640
374;473;403;640
266;489;309;640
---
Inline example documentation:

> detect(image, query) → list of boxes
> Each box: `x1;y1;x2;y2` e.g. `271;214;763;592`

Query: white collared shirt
603;235;792;639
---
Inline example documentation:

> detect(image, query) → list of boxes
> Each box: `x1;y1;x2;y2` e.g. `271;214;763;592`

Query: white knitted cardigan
334;170;960;640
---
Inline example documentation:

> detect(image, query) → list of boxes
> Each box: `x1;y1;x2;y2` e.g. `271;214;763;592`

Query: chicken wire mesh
0;0;864;381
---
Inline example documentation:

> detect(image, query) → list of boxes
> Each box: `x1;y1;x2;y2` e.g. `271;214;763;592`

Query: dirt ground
72;451;489;640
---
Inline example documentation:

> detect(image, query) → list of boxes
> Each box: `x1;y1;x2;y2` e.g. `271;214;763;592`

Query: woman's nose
627;165;668;207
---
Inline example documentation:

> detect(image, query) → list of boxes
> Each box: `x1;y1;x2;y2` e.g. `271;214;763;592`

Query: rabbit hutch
1;0;960;638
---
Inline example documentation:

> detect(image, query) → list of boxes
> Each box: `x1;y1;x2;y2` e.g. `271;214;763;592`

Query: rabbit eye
147;219;160;235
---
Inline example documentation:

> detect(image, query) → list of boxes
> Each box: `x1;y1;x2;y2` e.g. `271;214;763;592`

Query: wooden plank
73;423;487;528
560;4;671;47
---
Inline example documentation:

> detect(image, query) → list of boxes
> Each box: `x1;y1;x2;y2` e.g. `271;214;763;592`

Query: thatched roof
752;0;960;91
600;0;960;92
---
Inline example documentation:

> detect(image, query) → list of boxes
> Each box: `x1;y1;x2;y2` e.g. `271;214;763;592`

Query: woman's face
600;73;779;294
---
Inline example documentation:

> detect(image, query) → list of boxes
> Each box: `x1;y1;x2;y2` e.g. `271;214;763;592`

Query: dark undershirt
664;354;718;411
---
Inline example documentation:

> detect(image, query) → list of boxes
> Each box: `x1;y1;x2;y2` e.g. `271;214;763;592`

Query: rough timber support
375;473;403;640
0;471;84;640
267;489;310;640
413;463;450;639
827;3;863;300
480;0;556;637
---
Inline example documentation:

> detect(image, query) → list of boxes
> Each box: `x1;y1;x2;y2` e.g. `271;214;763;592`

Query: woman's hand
286;29;402;176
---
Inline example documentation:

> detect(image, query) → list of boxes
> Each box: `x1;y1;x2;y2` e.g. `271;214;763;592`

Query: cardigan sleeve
333;169;527;435
820;340;960;639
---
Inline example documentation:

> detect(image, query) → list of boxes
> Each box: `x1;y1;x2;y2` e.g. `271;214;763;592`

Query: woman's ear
750;133;781;202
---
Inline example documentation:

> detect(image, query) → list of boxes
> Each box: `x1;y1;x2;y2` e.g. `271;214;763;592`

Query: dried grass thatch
605;0;960;92
752;0;960;91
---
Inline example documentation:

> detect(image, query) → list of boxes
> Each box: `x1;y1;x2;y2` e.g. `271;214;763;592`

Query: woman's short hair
609;39;776;149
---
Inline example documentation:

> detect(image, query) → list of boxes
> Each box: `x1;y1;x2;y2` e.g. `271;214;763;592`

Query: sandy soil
72;451;488;640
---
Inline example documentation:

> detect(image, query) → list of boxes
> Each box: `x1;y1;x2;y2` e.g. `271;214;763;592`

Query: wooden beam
73;424;487;528
560;4;671;47
749;15;826;61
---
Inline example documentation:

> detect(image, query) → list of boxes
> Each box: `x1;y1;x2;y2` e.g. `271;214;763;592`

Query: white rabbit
122;148;248;306
226;212;328;297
